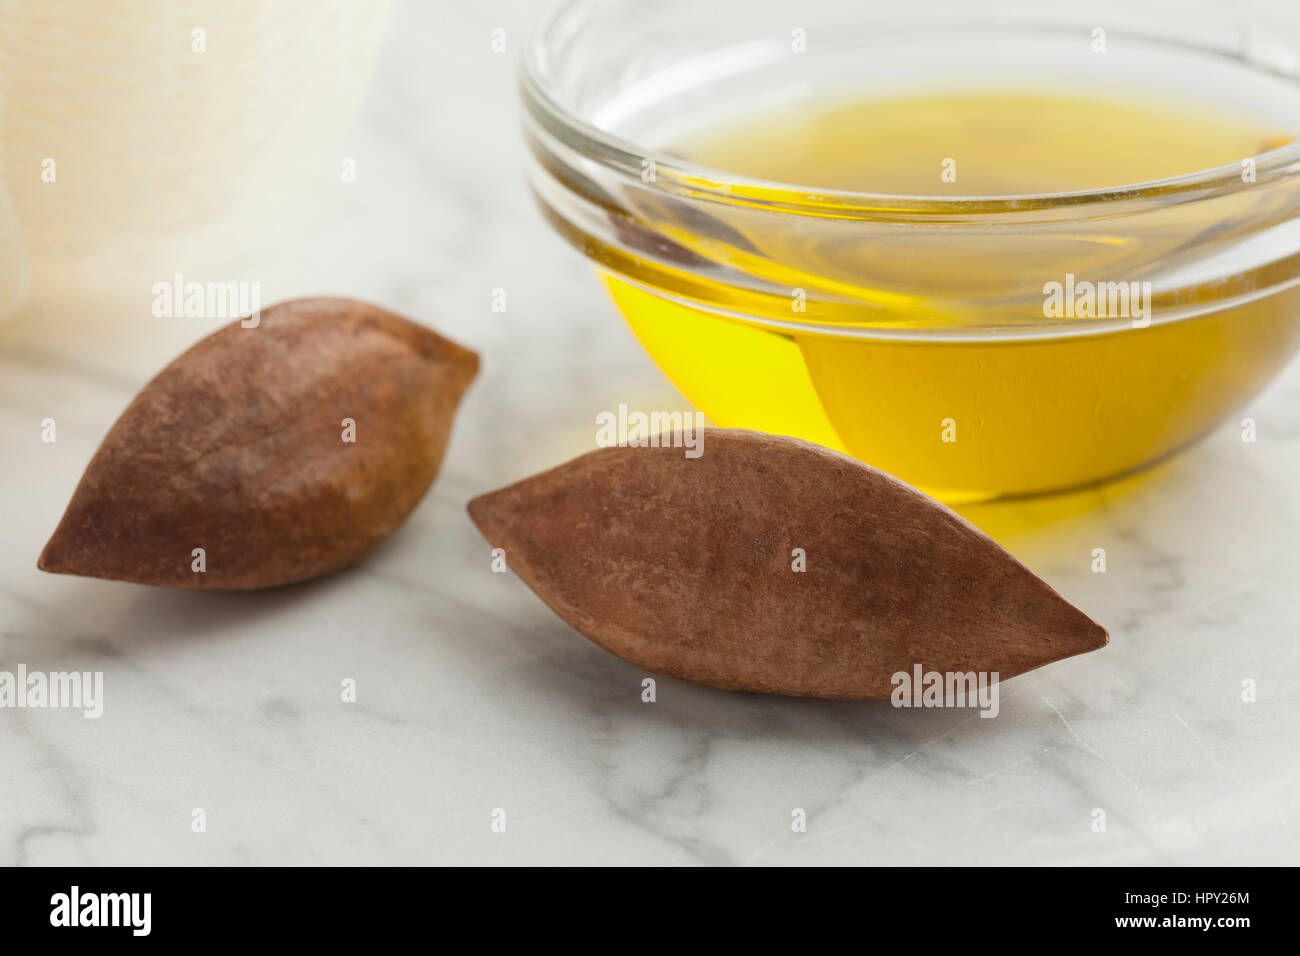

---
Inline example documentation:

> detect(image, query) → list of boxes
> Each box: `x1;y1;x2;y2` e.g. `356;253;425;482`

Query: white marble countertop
2;0;1298;866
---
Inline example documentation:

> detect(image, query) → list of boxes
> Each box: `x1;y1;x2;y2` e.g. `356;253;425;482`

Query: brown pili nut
467;429;1107;700
39;297;478;589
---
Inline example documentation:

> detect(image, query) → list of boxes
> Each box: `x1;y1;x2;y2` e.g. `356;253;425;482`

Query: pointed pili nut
467;429;1107;700
39;296;478;589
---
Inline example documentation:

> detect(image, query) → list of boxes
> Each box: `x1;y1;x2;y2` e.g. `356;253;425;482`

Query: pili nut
39;297;478;590
467;429;1108;700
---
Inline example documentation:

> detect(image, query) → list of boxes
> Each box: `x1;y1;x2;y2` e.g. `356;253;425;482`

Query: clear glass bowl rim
521;0;1300;219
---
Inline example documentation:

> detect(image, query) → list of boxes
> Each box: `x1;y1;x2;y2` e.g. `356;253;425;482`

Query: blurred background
0;0;647;483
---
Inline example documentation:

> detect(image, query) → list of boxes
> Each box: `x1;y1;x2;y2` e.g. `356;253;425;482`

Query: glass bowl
521;0;1300;501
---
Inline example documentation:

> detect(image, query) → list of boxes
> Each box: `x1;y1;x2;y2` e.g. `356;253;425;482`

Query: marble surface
3;0;1299;866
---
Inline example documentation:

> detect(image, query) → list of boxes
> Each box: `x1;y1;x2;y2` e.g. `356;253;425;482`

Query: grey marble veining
1;0;1298;865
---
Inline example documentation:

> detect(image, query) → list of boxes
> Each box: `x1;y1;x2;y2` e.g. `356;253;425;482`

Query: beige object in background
0;0;390;320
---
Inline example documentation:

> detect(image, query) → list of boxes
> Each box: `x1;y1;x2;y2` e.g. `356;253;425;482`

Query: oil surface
679;91;1290;195
607;90;1300;500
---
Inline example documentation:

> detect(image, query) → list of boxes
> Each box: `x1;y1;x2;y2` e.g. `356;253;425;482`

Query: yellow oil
604;91;1300;500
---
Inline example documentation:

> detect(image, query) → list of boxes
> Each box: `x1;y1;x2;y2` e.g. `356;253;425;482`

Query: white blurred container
0;0;390;319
